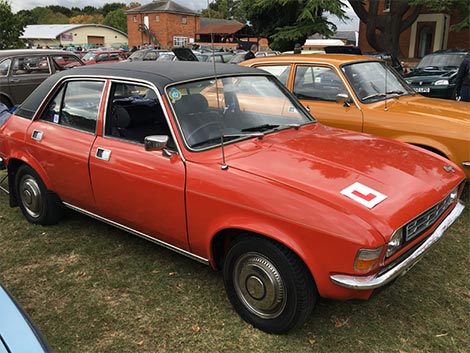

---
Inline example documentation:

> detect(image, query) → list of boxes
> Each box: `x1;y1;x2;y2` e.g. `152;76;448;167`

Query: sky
9;0;359;31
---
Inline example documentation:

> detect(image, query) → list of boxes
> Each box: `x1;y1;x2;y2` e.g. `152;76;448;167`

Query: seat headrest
174;93;209;116
113;105;130;129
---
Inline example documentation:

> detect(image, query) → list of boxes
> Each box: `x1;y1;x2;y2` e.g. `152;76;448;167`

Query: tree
103;8;127;33
240;0;348;52
201;0;246;22
410;0;470;30
69;14;104;24
0;0;26;49
349;0;421;56
101;2;126;17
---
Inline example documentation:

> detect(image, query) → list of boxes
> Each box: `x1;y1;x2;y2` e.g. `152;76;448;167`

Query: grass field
0;175;468;353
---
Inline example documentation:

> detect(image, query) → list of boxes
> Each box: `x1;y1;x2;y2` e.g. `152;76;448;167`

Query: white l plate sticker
341;182;387;209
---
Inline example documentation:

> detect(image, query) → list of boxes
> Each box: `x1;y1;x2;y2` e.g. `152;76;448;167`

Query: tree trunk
349;0;422;57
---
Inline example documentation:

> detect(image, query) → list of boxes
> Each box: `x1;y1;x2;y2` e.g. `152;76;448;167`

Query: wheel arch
0;93;13;109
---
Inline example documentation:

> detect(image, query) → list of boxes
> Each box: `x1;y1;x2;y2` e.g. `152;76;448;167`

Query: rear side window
51;55;82;70
40;80;105;133
12;56;50;75
255;65;290;85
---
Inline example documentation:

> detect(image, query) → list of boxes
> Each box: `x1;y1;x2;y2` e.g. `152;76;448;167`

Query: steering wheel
186;121;220;147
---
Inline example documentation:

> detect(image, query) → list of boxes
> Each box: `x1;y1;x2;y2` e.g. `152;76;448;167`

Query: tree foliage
103;8;127;33
69;14;104;25
201;0;246;22
0;0;26;48
409;0;470;30
240;0;348;52
348;0;421;56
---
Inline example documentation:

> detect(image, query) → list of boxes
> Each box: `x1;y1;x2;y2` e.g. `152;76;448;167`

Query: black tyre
15;165;62;225
223;236;316;334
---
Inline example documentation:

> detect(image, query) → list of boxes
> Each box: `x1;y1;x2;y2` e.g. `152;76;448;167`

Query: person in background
244;44;257;61
455;52;470;102
293;43;302;54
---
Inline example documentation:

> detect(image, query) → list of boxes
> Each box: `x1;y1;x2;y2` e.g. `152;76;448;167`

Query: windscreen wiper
241;123;301;133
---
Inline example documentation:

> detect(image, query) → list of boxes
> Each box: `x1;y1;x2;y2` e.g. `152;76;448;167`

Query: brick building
357;0;469;59
126;1;200;48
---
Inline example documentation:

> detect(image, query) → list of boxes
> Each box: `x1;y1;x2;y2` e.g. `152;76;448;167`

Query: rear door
25;79;105;210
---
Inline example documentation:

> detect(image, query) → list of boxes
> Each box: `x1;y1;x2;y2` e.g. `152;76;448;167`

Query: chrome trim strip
462;162;470;168
62;202;210;265
330;200;465;290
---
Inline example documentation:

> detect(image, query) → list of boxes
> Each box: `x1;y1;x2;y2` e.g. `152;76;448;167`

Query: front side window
0;59;11;76
167;75;313;150
51;55;82;70
105;82;172;146
293;66;347;102
40;80;104;133
12;56;50;75
342;61;412;102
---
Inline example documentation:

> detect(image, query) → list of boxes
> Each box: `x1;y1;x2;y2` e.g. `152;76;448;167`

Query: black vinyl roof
15;61;266;119
61;61;262;88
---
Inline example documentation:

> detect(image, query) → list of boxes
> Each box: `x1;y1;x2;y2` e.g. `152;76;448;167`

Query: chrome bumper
330;200;465;290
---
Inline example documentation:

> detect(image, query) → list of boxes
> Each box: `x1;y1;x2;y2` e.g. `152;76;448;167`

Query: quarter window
0;59;11;76
40;80;104;133
255;65;290;85
293;66;347;102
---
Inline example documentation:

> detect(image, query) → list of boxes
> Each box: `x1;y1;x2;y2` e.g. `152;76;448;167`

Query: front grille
404;192;455;242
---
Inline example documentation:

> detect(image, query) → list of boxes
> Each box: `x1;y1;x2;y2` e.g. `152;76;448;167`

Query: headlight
386;228;404;258
354;247;383;273
434;79;449;85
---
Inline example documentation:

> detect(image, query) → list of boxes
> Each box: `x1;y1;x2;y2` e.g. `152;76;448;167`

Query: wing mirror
336;93;351;107
144;135;173;157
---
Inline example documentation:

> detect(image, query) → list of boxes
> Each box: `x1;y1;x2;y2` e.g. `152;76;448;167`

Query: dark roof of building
197;18;245;35
126;0;198;16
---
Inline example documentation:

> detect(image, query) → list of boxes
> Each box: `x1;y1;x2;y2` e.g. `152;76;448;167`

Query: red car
0;62;465;334
81;50;125;65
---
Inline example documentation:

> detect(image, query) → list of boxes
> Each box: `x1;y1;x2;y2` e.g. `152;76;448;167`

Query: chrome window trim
63;202;210;266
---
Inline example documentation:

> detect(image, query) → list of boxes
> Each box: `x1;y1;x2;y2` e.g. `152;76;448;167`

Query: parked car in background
81;50;126;65
241;54;470;178
126;48;172;62
0;283;52;353
405;49;469;99
255;51;281;57
0;49;83;109
196;51;235;63
228;52;247;64
0;61;465;334
364;52;404;75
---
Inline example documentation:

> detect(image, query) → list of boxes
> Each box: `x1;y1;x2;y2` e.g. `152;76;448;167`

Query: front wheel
15;165;62;225
223;236;316;334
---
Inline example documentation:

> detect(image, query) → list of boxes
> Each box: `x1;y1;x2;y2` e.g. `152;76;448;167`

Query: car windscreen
167;75;314;150
342;61;413;103
416;53;466;69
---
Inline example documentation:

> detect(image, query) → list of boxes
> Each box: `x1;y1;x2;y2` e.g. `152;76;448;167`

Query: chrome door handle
95;148;111;161
31;130;43;141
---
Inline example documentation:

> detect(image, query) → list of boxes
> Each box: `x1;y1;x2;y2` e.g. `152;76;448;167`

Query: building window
133;16;137;23
182;17;187;24
155;15;160;22
384;0;391;12
173;36;188;47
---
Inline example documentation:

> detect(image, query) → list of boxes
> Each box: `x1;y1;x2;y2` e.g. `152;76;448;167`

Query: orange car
241;54;470;178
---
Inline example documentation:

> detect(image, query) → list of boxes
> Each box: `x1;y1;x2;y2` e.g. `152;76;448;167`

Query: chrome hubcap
19;175;42;218
233;252;286;319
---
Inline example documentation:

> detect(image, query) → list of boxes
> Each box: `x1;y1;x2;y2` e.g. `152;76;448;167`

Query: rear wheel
223;236;316;334
15;165;62;225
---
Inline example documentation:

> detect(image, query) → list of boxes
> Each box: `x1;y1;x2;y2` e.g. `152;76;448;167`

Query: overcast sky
10;0;359;31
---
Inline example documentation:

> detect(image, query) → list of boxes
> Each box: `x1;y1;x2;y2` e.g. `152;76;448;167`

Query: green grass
0;175;468;353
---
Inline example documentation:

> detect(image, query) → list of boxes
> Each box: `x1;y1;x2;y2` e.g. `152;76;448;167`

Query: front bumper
330;200;465;290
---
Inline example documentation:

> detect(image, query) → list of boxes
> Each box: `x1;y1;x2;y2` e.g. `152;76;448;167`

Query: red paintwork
0;76;465;302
